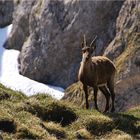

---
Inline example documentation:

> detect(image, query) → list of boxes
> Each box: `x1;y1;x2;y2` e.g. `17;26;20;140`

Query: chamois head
81;35;97;62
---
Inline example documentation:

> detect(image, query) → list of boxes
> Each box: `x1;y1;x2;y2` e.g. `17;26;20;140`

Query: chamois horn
83;34;87;47
90;35;97;47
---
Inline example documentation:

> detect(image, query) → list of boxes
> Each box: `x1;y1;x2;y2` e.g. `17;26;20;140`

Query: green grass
0;83;139;139
0;84;27;102
43;121;66;139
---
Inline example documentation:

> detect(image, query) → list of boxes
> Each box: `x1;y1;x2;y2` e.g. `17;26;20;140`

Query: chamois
78;35;116;112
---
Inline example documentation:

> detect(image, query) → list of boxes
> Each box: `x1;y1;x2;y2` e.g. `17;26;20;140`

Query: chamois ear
90;35;97;47
81;34;87;48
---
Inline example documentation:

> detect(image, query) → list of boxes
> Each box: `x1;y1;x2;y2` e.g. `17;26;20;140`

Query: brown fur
78;39;116;112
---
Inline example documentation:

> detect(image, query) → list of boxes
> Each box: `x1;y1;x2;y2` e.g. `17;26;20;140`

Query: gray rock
4;0;37;50
17;0;123;88
0;0;14;27
115;74;140;111
63;0;140;111
103;0;140;111
104;0;140;60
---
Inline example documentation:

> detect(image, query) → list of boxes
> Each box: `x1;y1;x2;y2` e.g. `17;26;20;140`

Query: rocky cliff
63;0;140;111
0;0;14;27
104;0;140;111
4;0;123;88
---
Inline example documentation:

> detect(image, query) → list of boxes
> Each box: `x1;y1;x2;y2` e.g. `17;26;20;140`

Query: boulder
4;0;37;50
0;0;14;27
12;0;123;88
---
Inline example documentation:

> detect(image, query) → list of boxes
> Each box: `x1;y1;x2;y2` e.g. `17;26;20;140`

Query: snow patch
0;25;64;100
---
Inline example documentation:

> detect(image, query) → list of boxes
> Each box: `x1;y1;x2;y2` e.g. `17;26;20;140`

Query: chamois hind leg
83;84;89;109
107;79;115;112
99;86;110;113
93;86;99;111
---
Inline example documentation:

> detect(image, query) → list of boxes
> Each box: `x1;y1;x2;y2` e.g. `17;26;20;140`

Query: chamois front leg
107;80;115;112
93;86;99;111
83;84;89;109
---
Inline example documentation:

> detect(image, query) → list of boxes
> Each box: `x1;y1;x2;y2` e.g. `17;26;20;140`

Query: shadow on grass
0;119;16;133
106;112;140;135
18;99;78;127
86;111;140;137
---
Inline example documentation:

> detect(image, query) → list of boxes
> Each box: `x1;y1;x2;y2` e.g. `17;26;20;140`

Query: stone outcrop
63;0;140;111
4;0;37;50
0;0;14;27
104;0;140;111
5;0;123;88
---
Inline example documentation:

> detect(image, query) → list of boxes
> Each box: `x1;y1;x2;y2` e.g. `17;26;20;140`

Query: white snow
0;25;64;100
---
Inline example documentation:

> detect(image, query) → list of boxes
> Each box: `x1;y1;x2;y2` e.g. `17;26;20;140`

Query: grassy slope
0;83;140;140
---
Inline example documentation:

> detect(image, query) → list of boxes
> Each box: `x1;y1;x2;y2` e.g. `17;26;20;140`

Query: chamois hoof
103;110;109;114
